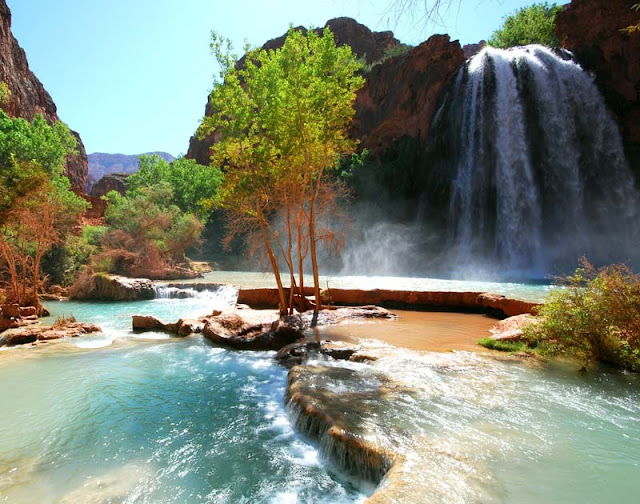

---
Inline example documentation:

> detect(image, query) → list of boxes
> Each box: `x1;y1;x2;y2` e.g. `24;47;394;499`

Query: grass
478;337;527;353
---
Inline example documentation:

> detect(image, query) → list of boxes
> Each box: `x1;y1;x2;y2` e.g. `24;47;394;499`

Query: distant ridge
87;152;175;191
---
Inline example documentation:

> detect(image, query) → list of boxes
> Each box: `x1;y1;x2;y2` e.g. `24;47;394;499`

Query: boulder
71;274;155;301
131;315;203;337
276;340;363;368
489;314;538;342
89;172;129;198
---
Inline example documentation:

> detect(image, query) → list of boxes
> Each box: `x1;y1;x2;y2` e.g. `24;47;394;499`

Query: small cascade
153;284;238;307
439;45;639;277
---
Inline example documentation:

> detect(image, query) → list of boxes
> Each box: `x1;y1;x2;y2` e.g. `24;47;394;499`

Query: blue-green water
0;293;365;503
1;279;639;503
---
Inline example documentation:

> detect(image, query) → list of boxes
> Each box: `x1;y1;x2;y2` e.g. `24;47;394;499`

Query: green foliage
127;154;222;223
488;2;562;49
199;26;365;314
621;3;640;34
41;235;95;287
0;82;10;105
359;43;413;73
478;337;527;353
524;260;640;371
0;110;78;219
102;183;203;271
82;225;108;246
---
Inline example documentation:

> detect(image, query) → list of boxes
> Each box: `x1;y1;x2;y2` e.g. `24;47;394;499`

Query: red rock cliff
352;34;464;160
0;0;88;191
556;0;640;174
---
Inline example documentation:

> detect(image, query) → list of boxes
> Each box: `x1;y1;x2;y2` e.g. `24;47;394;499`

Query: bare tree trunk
258;213;288;316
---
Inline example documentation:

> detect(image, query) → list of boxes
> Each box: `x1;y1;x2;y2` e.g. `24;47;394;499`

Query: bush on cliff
524;260;640;371
488;2;561;49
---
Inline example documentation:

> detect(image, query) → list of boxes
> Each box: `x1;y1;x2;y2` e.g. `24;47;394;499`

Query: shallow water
317;310;497;352
1;280;638;503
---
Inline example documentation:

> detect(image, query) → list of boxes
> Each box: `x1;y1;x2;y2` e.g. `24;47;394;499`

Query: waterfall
442;45;639;278
153;284;238;306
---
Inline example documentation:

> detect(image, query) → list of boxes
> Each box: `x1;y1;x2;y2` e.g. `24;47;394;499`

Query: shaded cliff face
0;0;88;191
353;34;464;161
186;17;400;166
556;0;640;175
90;172;129;198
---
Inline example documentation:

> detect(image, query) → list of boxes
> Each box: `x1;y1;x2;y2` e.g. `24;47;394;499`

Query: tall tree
199;27;364;316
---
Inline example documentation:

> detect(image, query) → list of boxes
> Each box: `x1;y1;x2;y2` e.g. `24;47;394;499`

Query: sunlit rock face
556;0;640;177
428;45;639;278
186;17;400;167
0;0;88;191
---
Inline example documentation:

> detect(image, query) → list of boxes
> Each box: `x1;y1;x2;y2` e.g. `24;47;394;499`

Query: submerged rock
0;322;102;347
286;364;400;484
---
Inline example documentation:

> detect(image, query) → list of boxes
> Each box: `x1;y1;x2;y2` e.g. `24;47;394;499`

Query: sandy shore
315;309;497;352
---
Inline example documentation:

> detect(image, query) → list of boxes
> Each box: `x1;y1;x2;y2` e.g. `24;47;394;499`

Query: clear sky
6;0;534;157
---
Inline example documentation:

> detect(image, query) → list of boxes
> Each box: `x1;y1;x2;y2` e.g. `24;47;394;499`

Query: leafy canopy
198;26;365;314
127;154;223;223
0;109;79;219
488;2;562;49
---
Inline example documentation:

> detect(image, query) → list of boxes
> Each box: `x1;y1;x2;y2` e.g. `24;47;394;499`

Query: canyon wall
0;0;88;191
556;0;640;175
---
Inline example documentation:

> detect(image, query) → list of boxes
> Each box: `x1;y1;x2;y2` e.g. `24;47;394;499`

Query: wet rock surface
238;288;538;318
0;321;101;347
286;364;406;484
556;0;640;175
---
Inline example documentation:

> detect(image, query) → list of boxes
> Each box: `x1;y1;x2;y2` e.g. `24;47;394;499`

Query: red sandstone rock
351;34;465;160
556;0;640;174
237;288;539;319
90;173;129;198
489;314;537;342
0;1;88;191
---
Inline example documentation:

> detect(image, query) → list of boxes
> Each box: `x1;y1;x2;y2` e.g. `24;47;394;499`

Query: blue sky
7;0;533;156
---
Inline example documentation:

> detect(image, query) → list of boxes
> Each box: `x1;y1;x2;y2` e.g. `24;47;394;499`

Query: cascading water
442;45;639;277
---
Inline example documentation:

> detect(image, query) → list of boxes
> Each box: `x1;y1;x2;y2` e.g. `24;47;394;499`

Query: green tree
488;2;562;49
100;183;203;276
0;110;77;220
199;27;364;316
127;154;223;223
0;110;86;310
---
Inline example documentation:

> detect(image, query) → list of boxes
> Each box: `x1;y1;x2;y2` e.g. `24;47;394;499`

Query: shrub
488;2;562;49
524;260;640;371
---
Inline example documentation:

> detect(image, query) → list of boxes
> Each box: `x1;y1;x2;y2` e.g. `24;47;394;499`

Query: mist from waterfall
443;45;639;278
